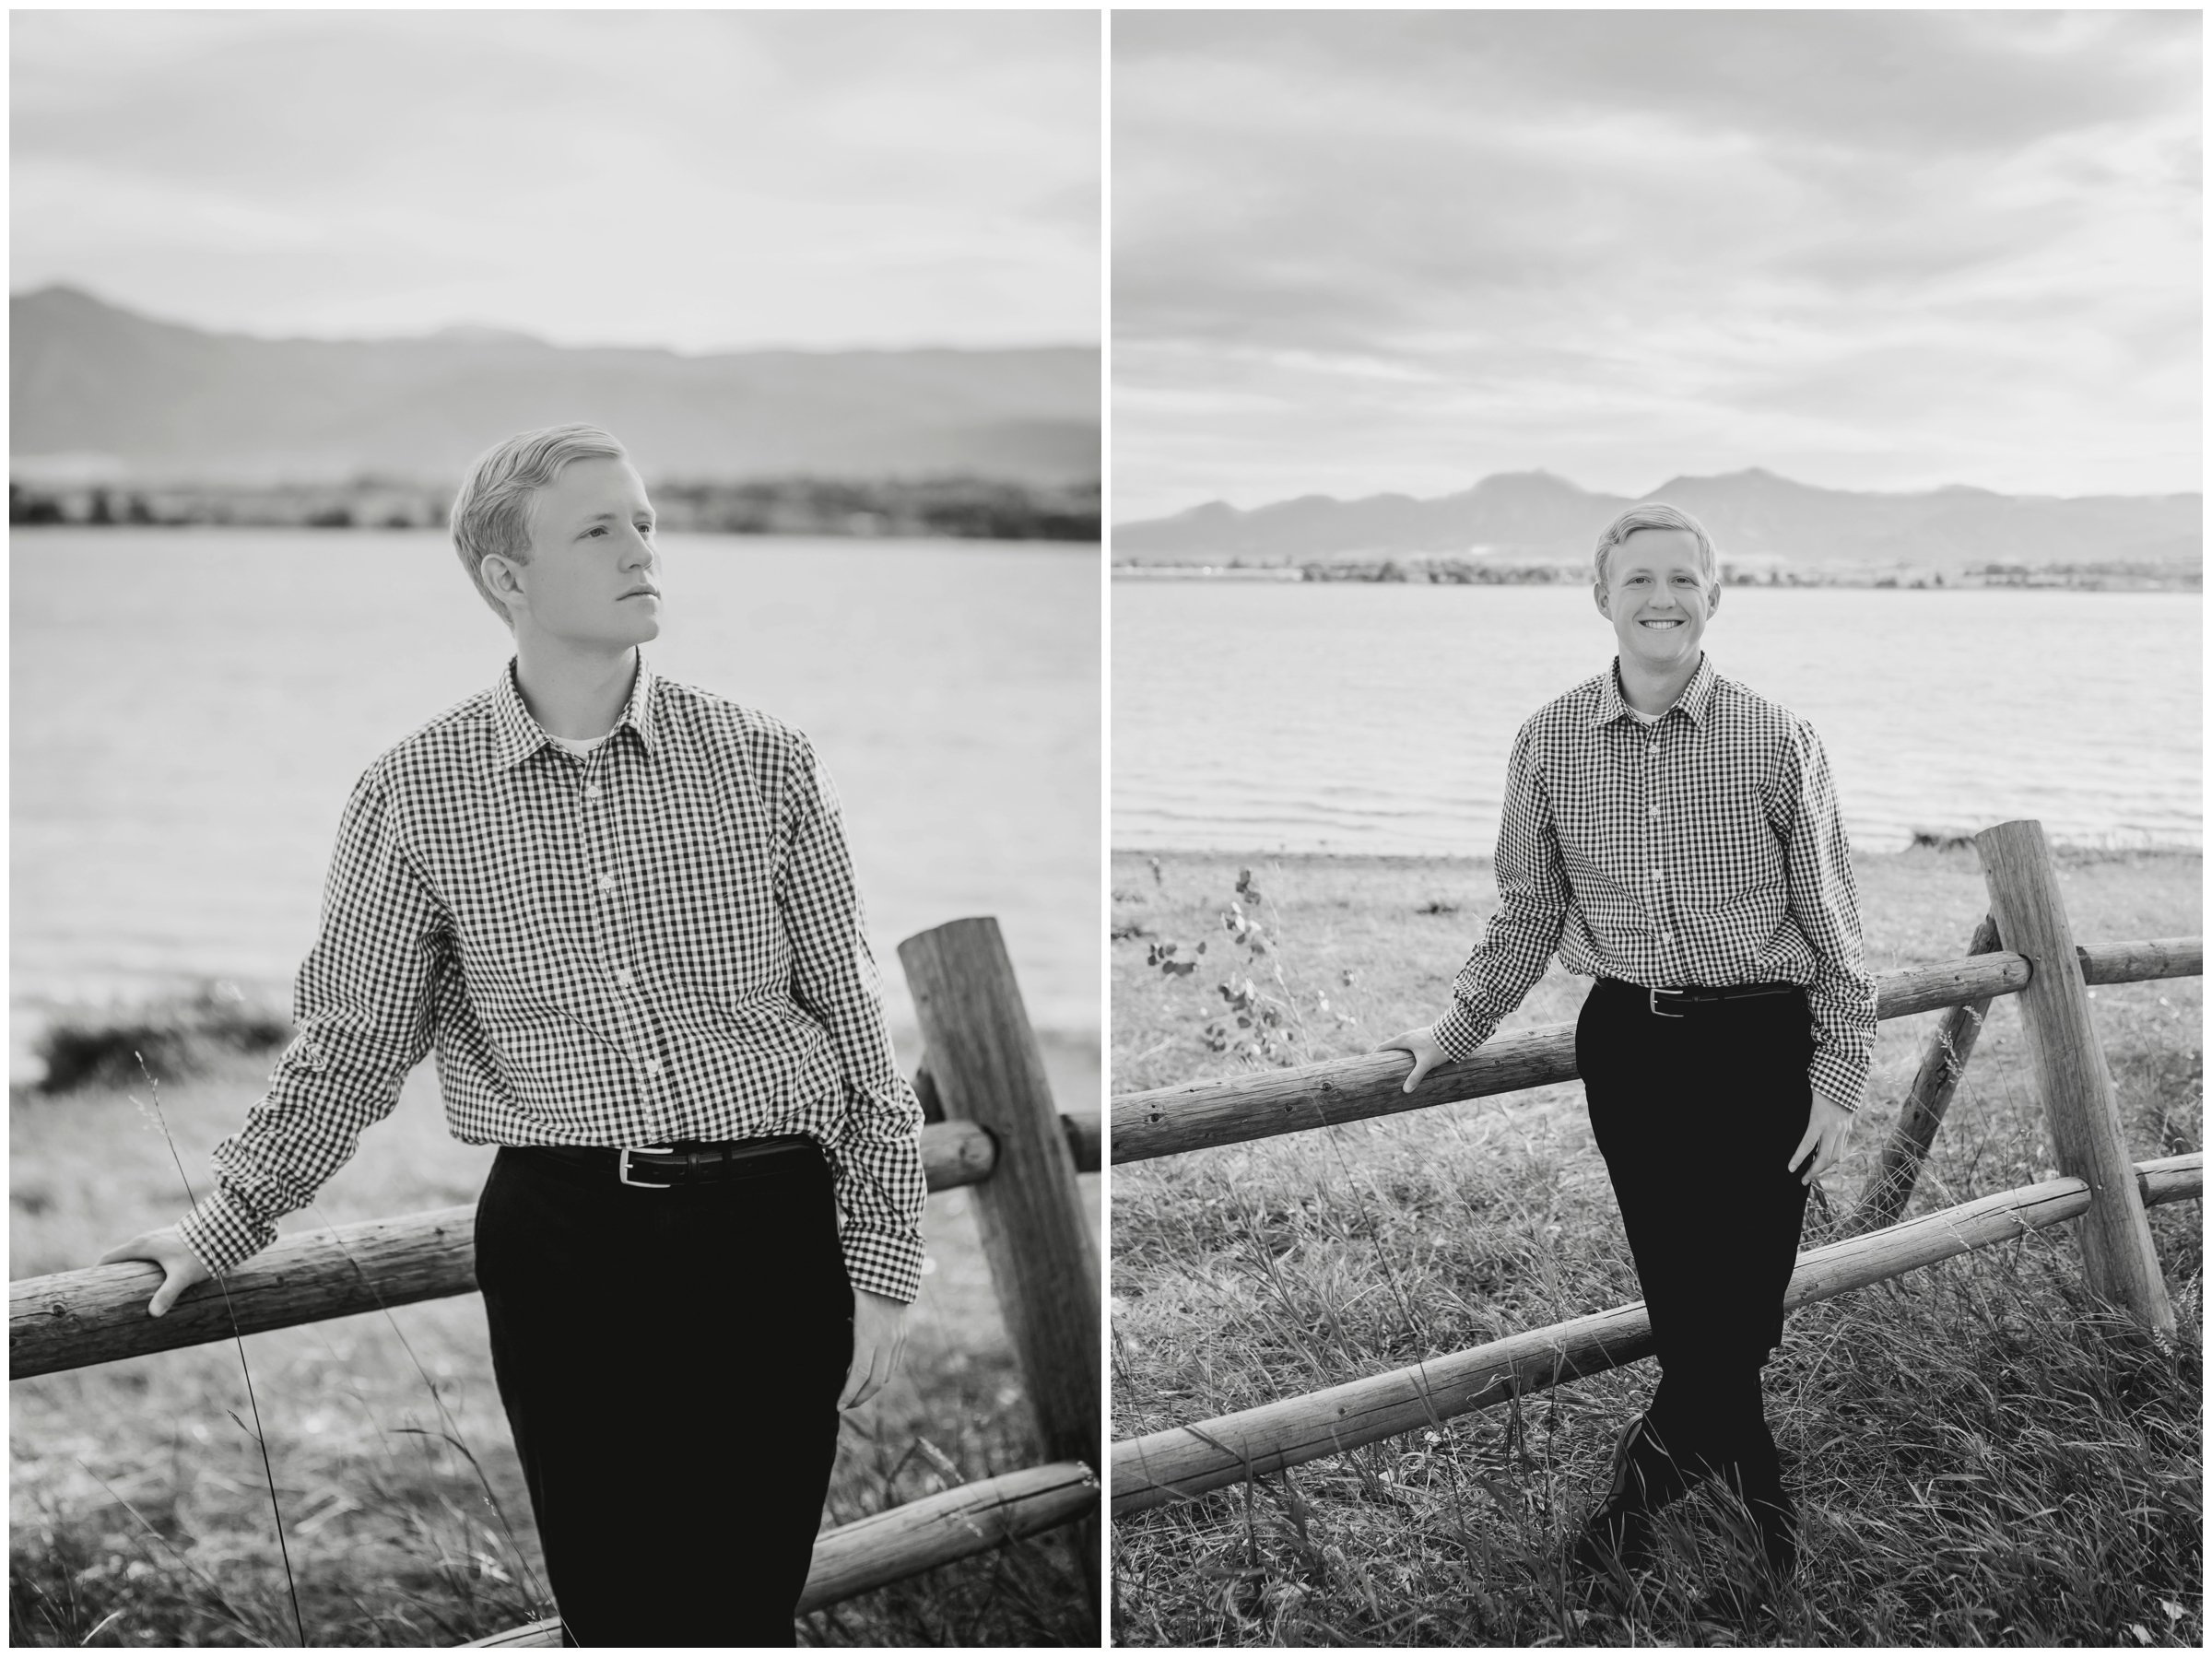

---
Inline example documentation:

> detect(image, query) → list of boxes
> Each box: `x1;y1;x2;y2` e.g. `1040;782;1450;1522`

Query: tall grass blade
131;1055;307;1646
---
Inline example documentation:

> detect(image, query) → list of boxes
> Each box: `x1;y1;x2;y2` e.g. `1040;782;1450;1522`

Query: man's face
1594;527;1718;675
507;455;663;649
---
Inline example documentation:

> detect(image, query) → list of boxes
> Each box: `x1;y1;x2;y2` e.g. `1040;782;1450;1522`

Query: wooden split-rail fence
1110;818;2202;1515
11;917;1101;1646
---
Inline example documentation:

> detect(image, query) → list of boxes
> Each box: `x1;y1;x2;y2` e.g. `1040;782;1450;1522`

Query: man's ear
1706;582;1723;617
1593;581;1611;619
480;553;526;615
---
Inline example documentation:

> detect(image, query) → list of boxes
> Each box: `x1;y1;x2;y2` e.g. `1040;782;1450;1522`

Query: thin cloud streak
1113;11;2199;522
14;10;1100;354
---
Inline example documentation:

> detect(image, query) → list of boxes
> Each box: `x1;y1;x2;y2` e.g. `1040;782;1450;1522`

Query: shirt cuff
1431;1004;1494;1062
1808;1047;1865;1113
841;1228;924;1305
175;1190;276;1277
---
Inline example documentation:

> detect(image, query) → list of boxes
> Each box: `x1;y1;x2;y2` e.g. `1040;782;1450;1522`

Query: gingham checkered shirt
1433;654;1878;1110
177;654;928;1301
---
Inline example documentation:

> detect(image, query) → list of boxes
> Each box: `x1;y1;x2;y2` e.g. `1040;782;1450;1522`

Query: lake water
1112;582;2200;855
12;530;1100;1076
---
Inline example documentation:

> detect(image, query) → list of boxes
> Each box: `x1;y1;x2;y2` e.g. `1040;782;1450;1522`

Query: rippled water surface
13;530;1100;1057
1113;581;2200;854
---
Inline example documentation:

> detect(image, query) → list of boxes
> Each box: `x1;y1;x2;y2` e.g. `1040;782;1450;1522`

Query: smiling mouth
1639;618;1684;629
621;589;662;600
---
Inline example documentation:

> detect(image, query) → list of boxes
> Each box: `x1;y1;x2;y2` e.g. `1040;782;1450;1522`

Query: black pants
474;1143;854;1647
1576;979;1813;1474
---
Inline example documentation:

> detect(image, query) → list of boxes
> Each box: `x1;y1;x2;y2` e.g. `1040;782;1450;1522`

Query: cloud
1113;10;2200;518
12;11;1100;352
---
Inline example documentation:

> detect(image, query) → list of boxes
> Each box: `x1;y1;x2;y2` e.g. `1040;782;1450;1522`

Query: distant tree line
10;475;1101;543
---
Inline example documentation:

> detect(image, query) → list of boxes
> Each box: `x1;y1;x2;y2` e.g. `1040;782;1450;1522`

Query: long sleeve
1433;722;1574;1059
777;740;928;1303
177;770;442;1275
1767;720;1877;1108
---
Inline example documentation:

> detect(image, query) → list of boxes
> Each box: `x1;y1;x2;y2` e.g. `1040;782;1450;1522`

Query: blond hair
1593;502;1716;588
451;424;629;623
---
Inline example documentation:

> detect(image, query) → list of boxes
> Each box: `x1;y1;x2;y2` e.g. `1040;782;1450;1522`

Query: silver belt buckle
1649;987;1688;1018
618;1145;676;1188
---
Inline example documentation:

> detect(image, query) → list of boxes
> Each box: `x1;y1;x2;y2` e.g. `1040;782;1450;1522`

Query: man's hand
96;1228;212;1317
1787;1089;1856;1186
1377;1026;1451;1095
840;1287;910;1410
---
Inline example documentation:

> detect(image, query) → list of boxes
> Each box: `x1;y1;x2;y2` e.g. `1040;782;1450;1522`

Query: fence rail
1112;1152;2200;1514
467;1459;1100;1647
1112;937;2201;1165
1111;821;2200;1522
10;916;1102;1643
11;1111;1100;1381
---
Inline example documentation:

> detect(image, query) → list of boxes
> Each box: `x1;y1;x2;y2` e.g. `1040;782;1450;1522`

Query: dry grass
11;1031;1100;1647
1110;847;2201;1647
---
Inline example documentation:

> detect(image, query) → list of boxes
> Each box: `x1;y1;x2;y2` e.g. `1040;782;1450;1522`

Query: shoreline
1112;842;2204;870
1111;560;2201;593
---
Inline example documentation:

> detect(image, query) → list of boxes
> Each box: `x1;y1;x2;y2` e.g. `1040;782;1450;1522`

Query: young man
1382;502;1877;1596
100;423;926;1647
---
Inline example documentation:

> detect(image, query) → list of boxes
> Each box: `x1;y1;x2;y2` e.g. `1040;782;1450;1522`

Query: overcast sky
1113;11;2200;523
13;10;1099;354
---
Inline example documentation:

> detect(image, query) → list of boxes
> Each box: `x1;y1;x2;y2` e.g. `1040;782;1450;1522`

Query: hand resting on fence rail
1112;936;2201;1164
1110;1151;2203;1515
10;1110;1100;1381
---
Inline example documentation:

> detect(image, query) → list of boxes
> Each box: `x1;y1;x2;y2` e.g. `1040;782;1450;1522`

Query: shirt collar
489;651;660;770
1593;652;1716;731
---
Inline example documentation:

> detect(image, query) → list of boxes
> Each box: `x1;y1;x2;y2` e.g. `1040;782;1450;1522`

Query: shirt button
597;874;615;893
1648;805;1660;819
615;968;634;988
585;784;603;802
641;1058;662;1077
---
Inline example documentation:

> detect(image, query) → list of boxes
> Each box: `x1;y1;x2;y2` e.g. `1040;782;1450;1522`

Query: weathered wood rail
476;1460;1102;1648
1112;820;2201;1519
1113;1154;2201;1513
1113;936;2200;1165
12;1113;1099;1381
11;917;1102;1644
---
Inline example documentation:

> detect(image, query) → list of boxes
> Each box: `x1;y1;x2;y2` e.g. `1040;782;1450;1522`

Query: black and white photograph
1109;10;2200;1646
12;10;1100;1647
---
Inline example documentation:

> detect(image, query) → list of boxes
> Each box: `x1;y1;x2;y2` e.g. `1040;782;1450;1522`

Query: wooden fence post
1975;820;2174;1332
1850;914;2002;1234
898;918;1100;1612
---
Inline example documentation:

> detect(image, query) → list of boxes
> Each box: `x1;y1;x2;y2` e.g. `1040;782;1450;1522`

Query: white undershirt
548;733;609;757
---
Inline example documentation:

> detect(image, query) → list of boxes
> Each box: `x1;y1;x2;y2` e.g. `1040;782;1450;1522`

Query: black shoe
1571;1414;1693;1576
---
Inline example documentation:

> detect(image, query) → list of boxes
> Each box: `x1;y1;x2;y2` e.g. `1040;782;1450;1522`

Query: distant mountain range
10;286;1100;486
1115;468;2201;571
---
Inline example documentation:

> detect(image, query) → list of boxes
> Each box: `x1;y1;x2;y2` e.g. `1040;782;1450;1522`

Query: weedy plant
1144;866;1358;1065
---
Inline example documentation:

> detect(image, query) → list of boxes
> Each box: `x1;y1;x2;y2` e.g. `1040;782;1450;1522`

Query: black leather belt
518;1134;817;1189
1605;980;1800;1019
